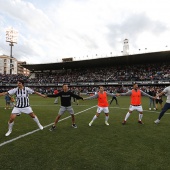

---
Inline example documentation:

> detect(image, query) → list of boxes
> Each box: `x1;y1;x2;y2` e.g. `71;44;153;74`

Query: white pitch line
0;105;97;147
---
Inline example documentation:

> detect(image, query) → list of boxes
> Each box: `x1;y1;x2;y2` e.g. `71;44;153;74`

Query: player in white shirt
154;86;170;124
0;80;46;136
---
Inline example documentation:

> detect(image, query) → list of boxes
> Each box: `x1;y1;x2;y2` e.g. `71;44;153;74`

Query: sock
8;121;14;131
92;115;98;121
33;116;41;125
139;114;143;121
105;115;109;122
124;112;131;121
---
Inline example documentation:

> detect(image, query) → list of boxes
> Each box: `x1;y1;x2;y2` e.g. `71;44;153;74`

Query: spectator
5;94;11;109
148;87;156;110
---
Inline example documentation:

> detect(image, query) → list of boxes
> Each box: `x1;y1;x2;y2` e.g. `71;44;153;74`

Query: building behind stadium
0;55;30;75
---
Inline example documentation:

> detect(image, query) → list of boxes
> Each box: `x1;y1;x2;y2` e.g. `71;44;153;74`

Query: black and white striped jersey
8;87;34;108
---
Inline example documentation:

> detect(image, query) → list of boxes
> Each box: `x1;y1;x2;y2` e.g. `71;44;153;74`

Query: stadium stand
0;51;170;94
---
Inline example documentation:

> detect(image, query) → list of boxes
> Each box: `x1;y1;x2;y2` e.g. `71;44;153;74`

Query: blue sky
0;0;170;64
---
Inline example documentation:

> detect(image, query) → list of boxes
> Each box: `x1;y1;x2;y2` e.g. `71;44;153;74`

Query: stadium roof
22;50;170;71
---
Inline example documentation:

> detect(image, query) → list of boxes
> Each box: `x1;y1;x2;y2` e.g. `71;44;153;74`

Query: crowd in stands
0;63;170;85
27;63;170;83
0;74;28;84
0;63;169;94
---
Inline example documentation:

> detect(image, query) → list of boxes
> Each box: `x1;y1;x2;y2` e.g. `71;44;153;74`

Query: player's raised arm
71;92;83;100
141;90;155;99
47;92;60;98
34;91;47;98
0;92;8;97
157;91;165;97
118;90;132;96
84;93;98;100
106;92;117;97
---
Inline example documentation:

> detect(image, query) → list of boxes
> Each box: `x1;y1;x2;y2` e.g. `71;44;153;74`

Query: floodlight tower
6;27;18;74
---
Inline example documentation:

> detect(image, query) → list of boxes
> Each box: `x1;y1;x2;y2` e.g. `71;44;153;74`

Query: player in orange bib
84;86;116;126
117;83;155;125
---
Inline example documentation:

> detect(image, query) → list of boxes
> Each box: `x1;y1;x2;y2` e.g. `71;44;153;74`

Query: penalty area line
0;105;96;147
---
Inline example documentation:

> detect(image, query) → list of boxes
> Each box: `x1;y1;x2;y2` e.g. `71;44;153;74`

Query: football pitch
0;95;170;170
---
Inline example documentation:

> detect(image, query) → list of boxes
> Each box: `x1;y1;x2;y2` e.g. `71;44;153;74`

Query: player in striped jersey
0;80;46;136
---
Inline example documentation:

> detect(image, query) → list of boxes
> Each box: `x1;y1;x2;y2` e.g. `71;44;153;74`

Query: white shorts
129;105;143;112
12;107;33;115
97;106;109;114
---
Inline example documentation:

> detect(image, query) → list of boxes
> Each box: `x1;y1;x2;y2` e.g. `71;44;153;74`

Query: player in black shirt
48;84;83;131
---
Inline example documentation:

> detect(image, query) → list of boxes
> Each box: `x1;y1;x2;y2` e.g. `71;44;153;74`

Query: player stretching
154;86;170;124
48;84;83;131
84;86;117;126
0;80;45;136
117;83;155;125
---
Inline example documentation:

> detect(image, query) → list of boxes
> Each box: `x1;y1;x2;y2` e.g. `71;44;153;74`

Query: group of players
0;80;170;137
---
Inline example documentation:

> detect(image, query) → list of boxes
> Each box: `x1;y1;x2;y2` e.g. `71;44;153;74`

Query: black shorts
6;101;10;105
156;99;163;104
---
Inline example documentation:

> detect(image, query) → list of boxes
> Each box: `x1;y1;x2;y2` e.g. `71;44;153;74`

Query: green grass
0;95;170;170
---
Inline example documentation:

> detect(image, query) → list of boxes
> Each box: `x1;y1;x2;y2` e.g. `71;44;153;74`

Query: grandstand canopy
22;51;170;72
